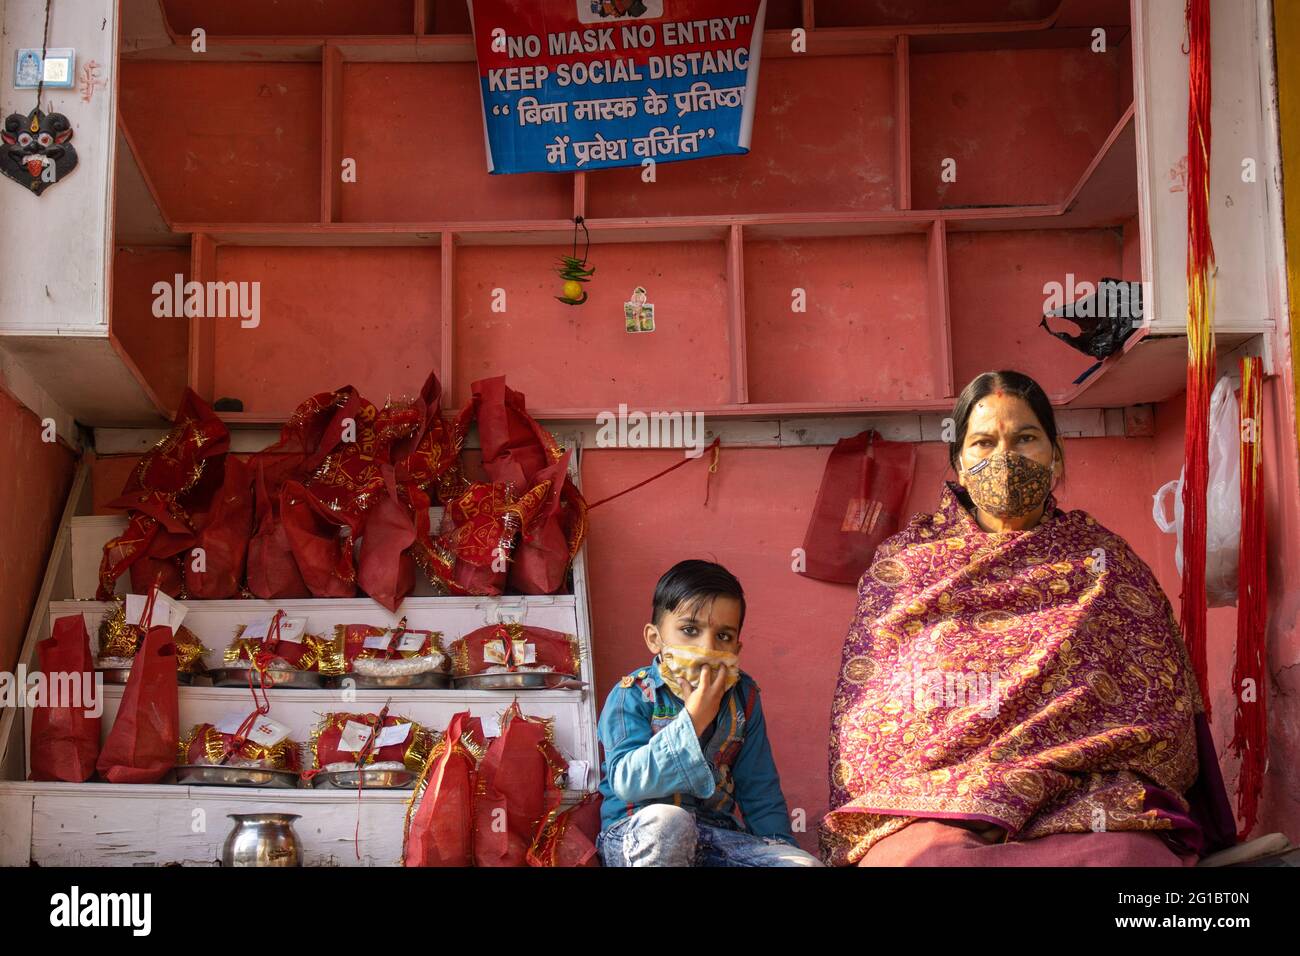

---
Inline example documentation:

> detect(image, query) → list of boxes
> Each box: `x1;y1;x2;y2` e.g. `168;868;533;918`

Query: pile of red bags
97;373;589;609
403;705;601;867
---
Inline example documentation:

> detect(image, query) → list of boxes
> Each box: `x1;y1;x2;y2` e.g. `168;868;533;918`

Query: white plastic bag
1151;376;1241;606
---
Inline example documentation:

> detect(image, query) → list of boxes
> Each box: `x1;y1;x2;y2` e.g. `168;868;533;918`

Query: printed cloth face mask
657;644;740;700
962;450;1053;519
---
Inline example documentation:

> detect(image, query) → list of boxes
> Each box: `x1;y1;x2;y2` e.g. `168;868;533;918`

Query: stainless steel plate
98;668;199;685
347;671;451;689
175;764;301;788
452;672;585;690
208;667;325;689
311;768;417;789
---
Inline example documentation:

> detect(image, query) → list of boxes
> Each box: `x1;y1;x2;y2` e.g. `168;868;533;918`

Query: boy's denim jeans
597;804;824;867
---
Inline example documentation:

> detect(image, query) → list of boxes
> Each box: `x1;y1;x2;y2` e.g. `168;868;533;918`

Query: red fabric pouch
403;712;486;867
186;455;254;599
799;430;917;584
358;465;417;612
280;480;358;599
98;388;230;599
96;619;179;784
29;614;101;782
246;462;310;600
474;702;566;867
510;450;588;595
528;792;603;867
472;376;558;488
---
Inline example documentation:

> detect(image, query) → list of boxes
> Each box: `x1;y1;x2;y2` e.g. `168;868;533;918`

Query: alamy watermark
595;403;707;458
0;667;103;718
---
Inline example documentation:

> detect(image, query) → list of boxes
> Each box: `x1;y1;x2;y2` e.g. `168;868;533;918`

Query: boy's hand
681;664;728;737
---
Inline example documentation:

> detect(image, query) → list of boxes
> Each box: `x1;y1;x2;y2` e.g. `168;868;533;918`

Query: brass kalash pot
222;813;303;867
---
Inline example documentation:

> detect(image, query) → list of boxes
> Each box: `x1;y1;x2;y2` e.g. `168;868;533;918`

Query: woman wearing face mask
819;370;1237;866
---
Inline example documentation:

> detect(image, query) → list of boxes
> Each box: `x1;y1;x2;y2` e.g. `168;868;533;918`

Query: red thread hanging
1230;356;1267;838
1180;0;1215;714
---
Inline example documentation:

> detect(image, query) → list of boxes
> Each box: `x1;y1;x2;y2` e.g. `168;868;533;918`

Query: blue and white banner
469;0;766;174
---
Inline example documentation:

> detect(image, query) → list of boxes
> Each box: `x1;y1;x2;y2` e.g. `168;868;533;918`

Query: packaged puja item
451;623;581;686
281;391;423;601
403;712;486;867
178;715;301;772
469;376;588;595
335;620;447;679
418;479;545;596
29;614;101;783
97;389;230;599
307;711;437;779
527;792;603;868
96;594;209;680
219;610;338;685
96;587;180;784
185;455;254;599
473;701;567;867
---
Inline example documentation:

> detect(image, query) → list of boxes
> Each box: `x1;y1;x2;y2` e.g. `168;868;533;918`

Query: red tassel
1180;0;1215;714
1230;357;1267;839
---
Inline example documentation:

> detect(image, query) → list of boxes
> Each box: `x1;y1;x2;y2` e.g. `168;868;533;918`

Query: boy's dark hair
651;560;746;632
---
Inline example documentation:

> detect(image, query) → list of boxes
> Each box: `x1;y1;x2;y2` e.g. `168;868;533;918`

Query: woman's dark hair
651;559;746;632
947;370;1063;474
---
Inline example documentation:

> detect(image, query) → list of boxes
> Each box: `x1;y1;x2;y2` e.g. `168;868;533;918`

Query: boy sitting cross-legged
596;559;821;867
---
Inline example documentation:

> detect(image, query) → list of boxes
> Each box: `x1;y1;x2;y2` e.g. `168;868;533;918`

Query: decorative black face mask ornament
1;108;77;195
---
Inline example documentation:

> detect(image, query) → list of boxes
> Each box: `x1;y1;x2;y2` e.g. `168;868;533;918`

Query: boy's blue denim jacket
596;655;798;845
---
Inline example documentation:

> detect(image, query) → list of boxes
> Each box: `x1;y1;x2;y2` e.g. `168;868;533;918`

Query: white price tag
337;720;376;753
245;716;292;747
374;722;412;748
396;632;427;653
363;632;393;651
213;712;289;746
480;711;503;738
126;592;187;631
520;642;537;664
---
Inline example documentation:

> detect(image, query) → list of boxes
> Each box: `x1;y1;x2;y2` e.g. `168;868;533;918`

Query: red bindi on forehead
993;388;1006;398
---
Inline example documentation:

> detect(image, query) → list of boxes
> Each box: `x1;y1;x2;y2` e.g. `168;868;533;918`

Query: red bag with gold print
280;480;359;599
473;702;567;867
357;465;417;613
509;450;588;595
185;455;254;599
97;389;230;599
419;479;547;596
403;712;486;867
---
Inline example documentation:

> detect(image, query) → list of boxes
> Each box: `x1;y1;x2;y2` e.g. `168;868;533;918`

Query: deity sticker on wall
625;286;654;333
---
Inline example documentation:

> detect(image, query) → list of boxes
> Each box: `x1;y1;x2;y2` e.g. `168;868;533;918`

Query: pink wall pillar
0;387;76;673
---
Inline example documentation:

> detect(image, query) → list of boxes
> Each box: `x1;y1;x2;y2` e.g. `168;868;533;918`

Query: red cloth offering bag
29;614;101;782
246;462;310;600
96;590;180;784
97;389;230;599
509;450;588;595
185;455;254;599
280;480;358;599
403;712;486;867
472;376;560;488
798;430;917;585
473;702;566;867
357;465;417;612
528;792;603;867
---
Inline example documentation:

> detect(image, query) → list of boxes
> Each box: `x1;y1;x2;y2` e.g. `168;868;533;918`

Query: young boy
596;560;822;866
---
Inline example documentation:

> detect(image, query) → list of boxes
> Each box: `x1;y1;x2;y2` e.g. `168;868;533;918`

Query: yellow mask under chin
657;644;740;700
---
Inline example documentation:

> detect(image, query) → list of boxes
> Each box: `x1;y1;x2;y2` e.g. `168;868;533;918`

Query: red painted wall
0;388;76;673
